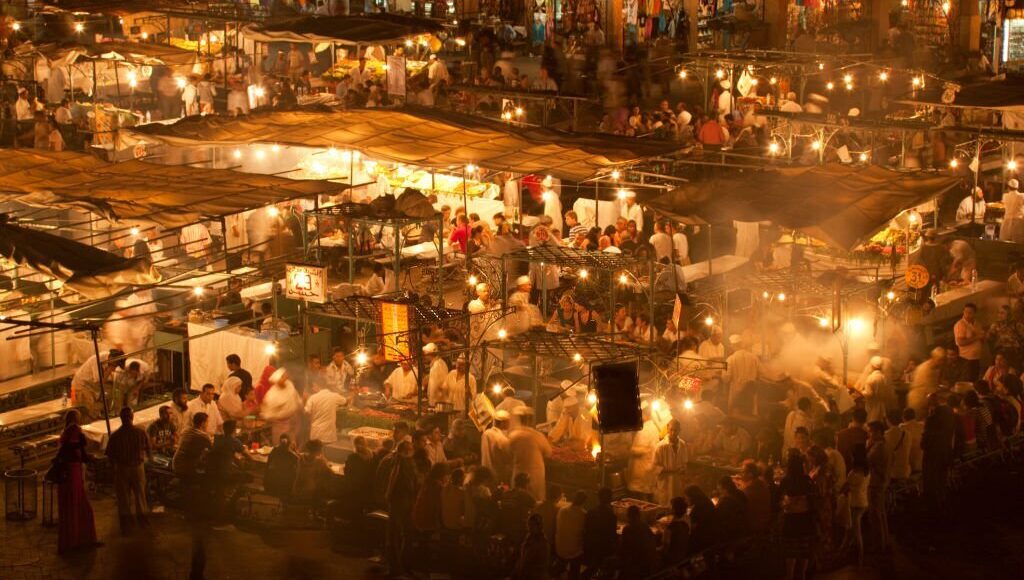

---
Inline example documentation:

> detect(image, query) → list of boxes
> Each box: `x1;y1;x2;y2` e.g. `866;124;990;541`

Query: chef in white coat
423;342;449;407
385;359;418;400
508;407;552;501
859;356;890;423
620;190;644;234
653;419;688;506
1001;178;1024;243
723;335;760;412
442;355;475;411
481;410;512;483
627;405;661;498
955;186;986;224
508;276;542;335
547;394;592;448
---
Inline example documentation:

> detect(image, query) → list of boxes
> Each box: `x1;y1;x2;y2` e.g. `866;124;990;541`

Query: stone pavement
0;493;379;580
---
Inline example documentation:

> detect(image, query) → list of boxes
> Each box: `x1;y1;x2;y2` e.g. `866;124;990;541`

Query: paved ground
0;493;380;580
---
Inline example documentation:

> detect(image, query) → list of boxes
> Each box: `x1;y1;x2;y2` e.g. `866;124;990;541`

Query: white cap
729;334;743;345
847;107;861;117
1010;178;1020;189
516;275;531;287
475;282;489;294
423;342;438;354
870;356;883;370
495;410;511;420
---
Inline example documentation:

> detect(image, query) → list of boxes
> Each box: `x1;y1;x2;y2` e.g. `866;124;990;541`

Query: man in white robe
653;419;688;505
481;410;512;483
384;360;417;400
1001;179;1024;243
860;356;890;423
627;407;660;497
547;395;592;448
423;343;449;407
442;356;475;411
508;408;552;500
723;335;760;412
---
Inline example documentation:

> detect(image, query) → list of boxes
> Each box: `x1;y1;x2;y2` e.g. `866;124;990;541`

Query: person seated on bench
264;434;299;499
147;406;178;458
208;420;253;522
292;439;336;504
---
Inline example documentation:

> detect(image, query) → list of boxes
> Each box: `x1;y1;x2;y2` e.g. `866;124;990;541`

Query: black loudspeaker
593;361;642;434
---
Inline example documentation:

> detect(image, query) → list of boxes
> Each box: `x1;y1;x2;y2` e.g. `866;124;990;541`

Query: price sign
285;263;327;303
905;265;930;289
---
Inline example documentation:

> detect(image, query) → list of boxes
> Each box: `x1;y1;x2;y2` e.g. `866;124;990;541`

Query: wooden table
0;399;74;429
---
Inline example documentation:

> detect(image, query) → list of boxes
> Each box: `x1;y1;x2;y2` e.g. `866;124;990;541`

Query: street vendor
468;283;498;342
71;348;125;421
955;186;986;224
423;342;449;407
384;359;417;400
496;385;527;416
111;359;150;410
261;368;303;442
653;419;688;506
442;355;475;411
324;347;355;394
508;276;543;335
509;407;552;501
482;409;512;483
627;404;661;499
547;392;593;448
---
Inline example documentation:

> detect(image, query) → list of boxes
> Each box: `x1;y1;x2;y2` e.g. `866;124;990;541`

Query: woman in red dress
56;409;98;554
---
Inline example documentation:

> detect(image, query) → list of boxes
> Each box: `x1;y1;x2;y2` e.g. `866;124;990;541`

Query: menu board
1004;19;1024;64
386;55;406;98
381;301;411;362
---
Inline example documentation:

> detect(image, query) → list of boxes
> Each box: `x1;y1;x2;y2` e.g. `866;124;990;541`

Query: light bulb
715;69;725;79
616;188;628;200
573;353;582;362
210;34;218;43
886;291;896;301
591;444;601;459
912;77;921;87
683;399;694;411
587;392;598;406
611;169;621;180
878;71;888;82
129;78;137;88
232;149;242;159
769;77;777;85
678;69;687;79
74;22;84;33
141;32;149;40
271;144;281;153
651;399;663;412
818;317;829;328
578;269;588;279
1009;160;1019;172
264;344;277;355
818;63;825;70
455;38;466;47
514;107;523;117
130;227;140;237
942;1;950;13
619;273;629;284
541;190;553;202
826;81;835;91
848;317;867;334
254;149;266;160
267;206;279;217
777;292;786;301
176;77;187;89
355;351;369;365
859;152;868;162
949;158;959;169
704;316;714;326
502;112;512;120
768;142;780;155
468;275;478;286
843;74;853;84
762;291;770;299
193;287;204;297
497;329;508;339
811;141;822;151
845;83;853;91
492;383;503;395
12;22;20;31
465;163;477;173
405;39;414;47
254;86;265;98
908;212;919;224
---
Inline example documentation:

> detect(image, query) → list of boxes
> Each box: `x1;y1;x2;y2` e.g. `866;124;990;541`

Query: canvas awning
0;150;344;229
131;107;679;182
33;40;200;68
241;14;444;45
644;164;962;251
0;214;161;299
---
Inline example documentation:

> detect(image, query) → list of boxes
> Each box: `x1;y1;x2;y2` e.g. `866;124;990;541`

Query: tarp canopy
241;14;445;45
644;164;963;251
895;78;1024;110
0;150;344;229
131;107;679;181
0;214;161;299
36;40;201;67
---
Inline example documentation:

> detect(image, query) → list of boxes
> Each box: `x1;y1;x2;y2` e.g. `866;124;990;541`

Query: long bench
0;367;75;413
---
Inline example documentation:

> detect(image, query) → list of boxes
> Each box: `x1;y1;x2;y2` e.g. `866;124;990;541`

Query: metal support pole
91;329;111;436
437;213;445;307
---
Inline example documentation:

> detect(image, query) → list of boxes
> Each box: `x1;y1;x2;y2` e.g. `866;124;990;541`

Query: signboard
285;263;327;303
381;301;411;362
1004;19;1024;64
386;55;406;98
905;265;930;289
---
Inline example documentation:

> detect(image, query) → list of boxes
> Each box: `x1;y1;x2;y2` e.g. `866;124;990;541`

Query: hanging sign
285;263;327;303
905;265;930;290
381;301;411;362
